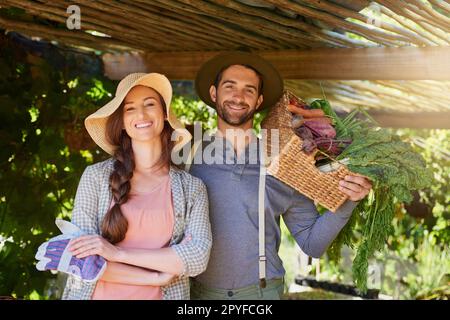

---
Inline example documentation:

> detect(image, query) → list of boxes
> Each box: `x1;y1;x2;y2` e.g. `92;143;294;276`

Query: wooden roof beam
368;111;450;129
133;47;450;80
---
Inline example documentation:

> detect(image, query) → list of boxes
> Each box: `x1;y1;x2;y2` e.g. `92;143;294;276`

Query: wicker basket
261;90;352;213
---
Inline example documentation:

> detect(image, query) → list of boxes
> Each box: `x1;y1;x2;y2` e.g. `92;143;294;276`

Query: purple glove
35;219;107;282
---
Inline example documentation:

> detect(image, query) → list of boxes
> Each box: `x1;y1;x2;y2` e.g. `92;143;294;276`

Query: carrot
289;98;308;109
287;104;325;118
287;103;300;113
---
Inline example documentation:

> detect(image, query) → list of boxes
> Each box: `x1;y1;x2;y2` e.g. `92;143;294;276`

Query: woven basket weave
261;90;352;213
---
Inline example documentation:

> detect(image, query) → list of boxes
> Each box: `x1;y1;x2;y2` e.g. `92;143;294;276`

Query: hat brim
195;51;284;111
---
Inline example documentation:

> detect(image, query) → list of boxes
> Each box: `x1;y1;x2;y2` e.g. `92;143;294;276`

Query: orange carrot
287;104;326;118
303;117;333;124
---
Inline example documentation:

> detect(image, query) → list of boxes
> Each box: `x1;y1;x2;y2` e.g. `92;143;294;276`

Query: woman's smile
134;121;153;129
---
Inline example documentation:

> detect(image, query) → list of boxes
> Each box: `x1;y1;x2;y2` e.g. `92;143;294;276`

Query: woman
62;73;211;299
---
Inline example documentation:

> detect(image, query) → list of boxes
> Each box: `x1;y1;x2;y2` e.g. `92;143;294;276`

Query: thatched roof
2;0;449;50
1;0;449;127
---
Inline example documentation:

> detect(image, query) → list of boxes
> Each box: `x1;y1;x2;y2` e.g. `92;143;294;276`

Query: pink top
92;175;174;300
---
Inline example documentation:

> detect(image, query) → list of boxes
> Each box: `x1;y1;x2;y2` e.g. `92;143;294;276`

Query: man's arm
282;193;358;258
282;175;371;258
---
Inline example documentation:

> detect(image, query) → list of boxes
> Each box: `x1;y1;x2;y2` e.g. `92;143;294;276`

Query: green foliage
321;129;449;299
397;129;450;245
0;39;112;298
380;129;450;299
401;231;449;299
327;119;434;293
171;95;217;130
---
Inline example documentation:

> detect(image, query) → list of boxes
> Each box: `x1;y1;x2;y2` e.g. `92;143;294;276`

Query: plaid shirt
61;158;212;300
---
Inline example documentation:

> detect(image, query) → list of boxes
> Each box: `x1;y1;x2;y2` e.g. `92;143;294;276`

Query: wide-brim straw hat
195;51;284;111
85;73;192;155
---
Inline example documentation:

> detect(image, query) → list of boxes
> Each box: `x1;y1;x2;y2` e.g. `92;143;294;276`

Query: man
188;51;372;299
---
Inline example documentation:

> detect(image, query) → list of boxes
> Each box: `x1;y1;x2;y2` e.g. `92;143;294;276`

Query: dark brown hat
195;51;284;111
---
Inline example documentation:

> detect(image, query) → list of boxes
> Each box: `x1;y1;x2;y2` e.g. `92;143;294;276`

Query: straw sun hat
85;73;192;155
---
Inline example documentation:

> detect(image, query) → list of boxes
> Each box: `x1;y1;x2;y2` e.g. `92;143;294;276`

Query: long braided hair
102;92;174;244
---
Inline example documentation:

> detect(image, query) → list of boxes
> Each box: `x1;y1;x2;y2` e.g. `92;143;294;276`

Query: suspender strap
258;140;267;288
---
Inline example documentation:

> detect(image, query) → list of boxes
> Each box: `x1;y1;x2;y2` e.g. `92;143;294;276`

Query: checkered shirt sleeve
171;172;212;278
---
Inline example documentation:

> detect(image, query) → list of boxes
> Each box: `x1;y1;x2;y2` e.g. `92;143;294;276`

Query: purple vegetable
314;137;352;156
294;126;313;140
304;120;336;139
302;138;317;153
293;127;317;153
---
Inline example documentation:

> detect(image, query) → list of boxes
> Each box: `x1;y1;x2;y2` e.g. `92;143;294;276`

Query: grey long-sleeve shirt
189;133;357;289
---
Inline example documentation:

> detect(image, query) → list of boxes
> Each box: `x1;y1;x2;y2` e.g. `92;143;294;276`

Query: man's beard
216;99;257;126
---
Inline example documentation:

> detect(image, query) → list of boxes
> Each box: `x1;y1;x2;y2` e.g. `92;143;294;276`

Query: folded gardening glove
35;219;107;282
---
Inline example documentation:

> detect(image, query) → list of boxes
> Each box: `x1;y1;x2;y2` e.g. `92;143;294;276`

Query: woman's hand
339;175;372;202
68;235;121;261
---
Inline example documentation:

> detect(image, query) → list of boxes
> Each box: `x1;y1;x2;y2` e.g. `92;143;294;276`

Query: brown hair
102;91;174;244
